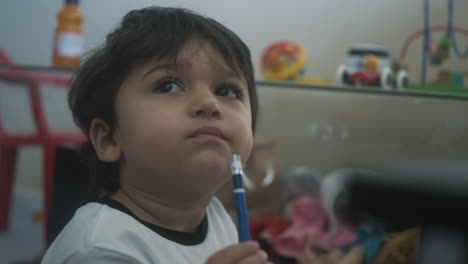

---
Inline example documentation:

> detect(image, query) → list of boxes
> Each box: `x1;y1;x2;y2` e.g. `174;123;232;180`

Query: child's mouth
188;126;226;142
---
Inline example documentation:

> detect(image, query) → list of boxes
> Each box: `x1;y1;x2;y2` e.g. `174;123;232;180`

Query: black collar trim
102;198;208;246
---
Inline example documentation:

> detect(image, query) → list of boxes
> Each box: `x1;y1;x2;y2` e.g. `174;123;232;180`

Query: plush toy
321;168;387;264
373;228;419;264
274;195;357;261
282;167;322;205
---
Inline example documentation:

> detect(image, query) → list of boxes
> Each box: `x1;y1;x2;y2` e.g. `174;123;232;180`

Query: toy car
336;44;409;90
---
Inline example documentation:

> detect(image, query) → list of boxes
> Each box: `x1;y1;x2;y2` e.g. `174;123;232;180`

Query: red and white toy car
336;44;409;90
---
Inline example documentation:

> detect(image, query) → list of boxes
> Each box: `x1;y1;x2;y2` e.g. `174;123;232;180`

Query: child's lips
188;127;226;142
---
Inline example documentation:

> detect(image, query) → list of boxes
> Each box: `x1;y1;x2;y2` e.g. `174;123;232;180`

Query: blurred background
0;0;467;263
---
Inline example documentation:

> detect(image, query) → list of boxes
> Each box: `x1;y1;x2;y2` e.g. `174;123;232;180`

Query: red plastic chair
0;48;73;86
0;71;86;246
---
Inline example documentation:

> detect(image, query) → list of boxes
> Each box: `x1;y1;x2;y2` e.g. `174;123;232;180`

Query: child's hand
205;241;271;264
300;245;363;264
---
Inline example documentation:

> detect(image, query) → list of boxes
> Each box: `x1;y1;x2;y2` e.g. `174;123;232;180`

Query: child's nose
188;87;222;119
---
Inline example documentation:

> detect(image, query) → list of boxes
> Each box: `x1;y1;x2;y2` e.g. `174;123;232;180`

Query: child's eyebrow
142;61;245;83
223;70;243;80
143;63;177;79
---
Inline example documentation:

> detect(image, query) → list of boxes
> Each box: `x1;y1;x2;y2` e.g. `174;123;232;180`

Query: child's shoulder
60;201;150;242
57;202;114;242
43;202;148;262
43;198;238;263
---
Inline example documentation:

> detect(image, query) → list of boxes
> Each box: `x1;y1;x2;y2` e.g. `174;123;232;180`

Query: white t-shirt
41;197;238;264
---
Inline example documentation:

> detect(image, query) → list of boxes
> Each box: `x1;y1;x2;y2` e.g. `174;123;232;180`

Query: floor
0;190;44;264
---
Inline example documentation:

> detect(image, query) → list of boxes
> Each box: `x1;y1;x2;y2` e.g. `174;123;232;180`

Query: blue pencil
230;154;251;242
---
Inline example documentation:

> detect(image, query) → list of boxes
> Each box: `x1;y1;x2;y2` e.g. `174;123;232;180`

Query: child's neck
111;187;209;233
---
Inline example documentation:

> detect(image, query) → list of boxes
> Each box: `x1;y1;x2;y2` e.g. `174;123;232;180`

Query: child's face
112;40;253;203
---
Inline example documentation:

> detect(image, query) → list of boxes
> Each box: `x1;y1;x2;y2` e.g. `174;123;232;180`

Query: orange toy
261;41;307;81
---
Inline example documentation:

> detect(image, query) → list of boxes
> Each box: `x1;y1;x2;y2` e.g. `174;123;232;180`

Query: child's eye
154;79;183;93
215;84;243;100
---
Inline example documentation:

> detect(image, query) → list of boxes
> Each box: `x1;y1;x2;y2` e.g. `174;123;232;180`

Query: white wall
0;0;467;193
1;0;467;81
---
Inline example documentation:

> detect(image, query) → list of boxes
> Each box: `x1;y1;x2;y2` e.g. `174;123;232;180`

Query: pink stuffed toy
274;195;356;261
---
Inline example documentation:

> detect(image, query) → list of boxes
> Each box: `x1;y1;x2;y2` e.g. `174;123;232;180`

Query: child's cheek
240;130;254;167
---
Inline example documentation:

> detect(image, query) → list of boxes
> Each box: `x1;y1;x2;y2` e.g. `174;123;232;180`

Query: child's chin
197;157;226;173
191;152;229;175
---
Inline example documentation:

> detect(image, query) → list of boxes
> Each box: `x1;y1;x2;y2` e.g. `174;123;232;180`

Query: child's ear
89;118;121;162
